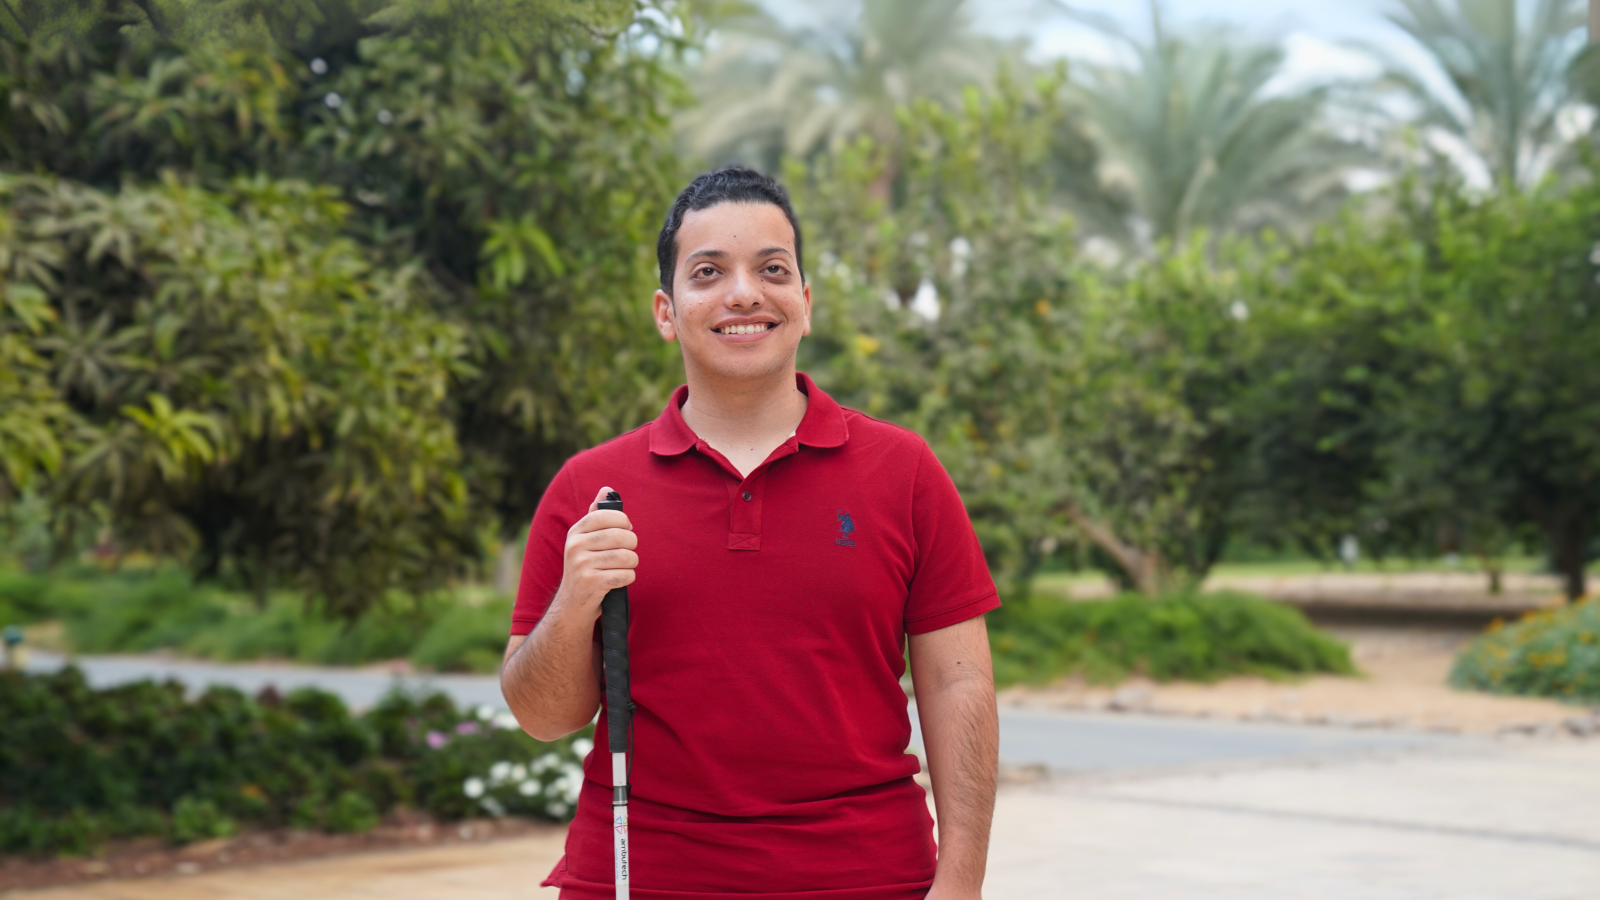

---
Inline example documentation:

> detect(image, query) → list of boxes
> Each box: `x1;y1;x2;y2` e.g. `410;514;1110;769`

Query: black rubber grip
597;491;632;754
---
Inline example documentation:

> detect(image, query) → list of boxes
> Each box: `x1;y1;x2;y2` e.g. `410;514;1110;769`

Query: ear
653;289;678;342
801;281;812;336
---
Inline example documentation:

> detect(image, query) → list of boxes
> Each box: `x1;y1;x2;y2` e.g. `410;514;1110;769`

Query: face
654;201;810;384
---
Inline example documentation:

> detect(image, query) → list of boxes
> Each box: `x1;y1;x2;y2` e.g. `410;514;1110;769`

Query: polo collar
648;372;849;456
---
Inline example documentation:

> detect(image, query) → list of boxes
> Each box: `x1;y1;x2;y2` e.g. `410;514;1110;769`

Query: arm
909;614;998;900
500;486;638;742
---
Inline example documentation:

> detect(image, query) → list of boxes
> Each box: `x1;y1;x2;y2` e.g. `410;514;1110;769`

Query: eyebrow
683;249;728;264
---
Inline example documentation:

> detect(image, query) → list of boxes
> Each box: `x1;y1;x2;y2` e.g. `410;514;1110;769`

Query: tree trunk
1547;514;1589;603
1060;501;1163;595
494;540;523;598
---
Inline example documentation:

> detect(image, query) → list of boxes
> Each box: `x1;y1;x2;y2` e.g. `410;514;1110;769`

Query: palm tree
1372;0;1589;191
682;0;1014;172
1059;2;1372;246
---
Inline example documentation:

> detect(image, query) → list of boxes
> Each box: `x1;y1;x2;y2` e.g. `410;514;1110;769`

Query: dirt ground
998;618;1596;735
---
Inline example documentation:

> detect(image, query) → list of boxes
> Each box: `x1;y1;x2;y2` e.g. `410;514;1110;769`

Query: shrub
0;668;591;857
987;589;1355;686
3;566;511;673
170;796;236;844
1450;599;1600;702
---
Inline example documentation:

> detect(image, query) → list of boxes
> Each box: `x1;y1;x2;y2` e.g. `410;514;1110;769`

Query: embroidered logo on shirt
836;510;857;547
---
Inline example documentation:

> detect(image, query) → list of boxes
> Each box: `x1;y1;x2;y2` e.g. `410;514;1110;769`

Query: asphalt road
28;651;1449;772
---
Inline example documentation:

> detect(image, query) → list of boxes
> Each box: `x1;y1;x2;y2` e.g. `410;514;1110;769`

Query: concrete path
13;737;1597;900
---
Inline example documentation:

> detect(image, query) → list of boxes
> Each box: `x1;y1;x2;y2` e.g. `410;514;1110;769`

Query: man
501;167;999;899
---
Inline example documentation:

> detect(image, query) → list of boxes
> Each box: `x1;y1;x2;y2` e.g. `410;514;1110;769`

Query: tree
0;1;690;608
0;172;472;614
1395;176;1600;599
683;0;1015;175
1057;2;1371;246
794;75;1261;595
1372;0;1590;191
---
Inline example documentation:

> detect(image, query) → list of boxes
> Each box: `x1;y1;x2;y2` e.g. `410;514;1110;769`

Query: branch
1058;499;1162;594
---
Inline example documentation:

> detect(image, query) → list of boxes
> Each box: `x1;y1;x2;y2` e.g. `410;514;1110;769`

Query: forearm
909;617;998;896
918;678;998;891
501;600;602;741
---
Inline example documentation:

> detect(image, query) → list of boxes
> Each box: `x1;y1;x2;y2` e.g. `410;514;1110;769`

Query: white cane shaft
612;752;629;899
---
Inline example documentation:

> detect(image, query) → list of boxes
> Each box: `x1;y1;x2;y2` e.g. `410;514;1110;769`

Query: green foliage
1374;0;1589;190
5;566;510;672
0;4;689;615
1062;4;1370;244
987;591;1355;687
170;795;236;844
0;667;591;856
1450;599;1600;701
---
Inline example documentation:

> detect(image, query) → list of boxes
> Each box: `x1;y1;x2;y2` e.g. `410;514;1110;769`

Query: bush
988;589;1355;686
2;566;512;673
1450;599;1600;702
0;668;591;857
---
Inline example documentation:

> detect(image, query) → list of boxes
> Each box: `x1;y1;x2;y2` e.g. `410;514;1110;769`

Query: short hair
656;166;804;297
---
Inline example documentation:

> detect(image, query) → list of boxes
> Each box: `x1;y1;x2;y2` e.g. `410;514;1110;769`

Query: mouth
714;322;777;336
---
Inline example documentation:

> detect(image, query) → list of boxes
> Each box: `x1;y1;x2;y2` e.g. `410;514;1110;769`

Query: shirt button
742;491;752;502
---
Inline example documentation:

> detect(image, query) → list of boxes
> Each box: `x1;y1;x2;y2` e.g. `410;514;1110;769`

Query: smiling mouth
716;323;775;335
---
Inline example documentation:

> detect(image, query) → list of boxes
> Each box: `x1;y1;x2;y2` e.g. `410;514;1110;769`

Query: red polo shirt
511;373;999;899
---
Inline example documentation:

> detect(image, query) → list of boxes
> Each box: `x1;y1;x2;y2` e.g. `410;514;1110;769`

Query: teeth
720;323;770;335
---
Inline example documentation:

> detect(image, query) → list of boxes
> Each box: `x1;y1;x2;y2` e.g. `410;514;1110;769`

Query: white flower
463;777;485;799
323;91;342;109
309;57;328;75
492;712;520;731
547;801;569;818
475;704;495;722
571;738;593;759
510;764;529;783
533;753;559;774
377;108;394;125
489;761;512;784
481;796;506;818
518;780;539;797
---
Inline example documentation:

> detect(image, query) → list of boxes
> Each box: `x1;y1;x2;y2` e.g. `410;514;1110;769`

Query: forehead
676;202;795;263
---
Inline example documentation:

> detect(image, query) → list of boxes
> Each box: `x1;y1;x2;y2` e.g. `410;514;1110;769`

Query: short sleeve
904;442;1000;634
510;465;584;635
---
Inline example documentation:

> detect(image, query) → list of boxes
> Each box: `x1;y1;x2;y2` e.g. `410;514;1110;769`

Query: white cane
597;491;633;899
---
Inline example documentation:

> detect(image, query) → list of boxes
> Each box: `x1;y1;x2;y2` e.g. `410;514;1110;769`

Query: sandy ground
999;620;1595;735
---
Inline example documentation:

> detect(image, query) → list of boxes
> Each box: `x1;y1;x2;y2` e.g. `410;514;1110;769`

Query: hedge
0;667;589;856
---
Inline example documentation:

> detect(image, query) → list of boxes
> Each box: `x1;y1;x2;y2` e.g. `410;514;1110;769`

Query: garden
3;0;1600;865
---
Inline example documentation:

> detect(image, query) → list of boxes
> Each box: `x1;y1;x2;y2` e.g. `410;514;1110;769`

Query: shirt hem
904;590;1000;635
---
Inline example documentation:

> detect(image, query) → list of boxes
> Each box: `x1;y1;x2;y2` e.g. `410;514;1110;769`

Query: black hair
656;166;804;297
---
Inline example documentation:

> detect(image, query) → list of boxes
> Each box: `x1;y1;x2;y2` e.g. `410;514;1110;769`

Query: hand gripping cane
596;491;633;899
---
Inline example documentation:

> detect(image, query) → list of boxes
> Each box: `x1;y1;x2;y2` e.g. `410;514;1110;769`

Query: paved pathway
13;738;1598;900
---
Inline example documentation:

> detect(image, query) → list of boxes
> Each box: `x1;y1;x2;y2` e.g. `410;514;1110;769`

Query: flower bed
0;666;589;856
1451;598;1600;702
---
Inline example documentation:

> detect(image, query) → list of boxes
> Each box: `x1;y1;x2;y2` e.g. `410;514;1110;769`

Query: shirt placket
697;438;799;552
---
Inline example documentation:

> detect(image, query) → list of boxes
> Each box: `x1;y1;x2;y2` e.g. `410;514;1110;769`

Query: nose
724;267;763;309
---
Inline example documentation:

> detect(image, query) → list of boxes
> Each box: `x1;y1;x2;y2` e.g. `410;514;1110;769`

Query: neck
679;363;807;460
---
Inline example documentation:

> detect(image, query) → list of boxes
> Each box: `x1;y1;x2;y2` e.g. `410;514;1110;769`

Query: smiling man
501;167;999;900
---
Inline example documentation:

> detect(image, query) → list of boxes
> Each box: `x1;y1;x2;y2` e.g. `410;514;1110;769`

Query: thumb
588;485;615;514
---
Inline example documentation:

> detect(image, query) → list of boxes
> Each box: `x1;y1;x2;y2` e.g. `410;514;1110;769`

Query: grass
0;566;512;673
987;589;1356;688
1031;555;1558;600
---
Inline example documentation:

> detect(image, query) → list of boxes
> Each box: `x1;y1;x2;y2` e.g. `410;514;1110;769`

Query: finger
577;527;638;552
572;510;632;535
587;485;614;514
593;548;639;571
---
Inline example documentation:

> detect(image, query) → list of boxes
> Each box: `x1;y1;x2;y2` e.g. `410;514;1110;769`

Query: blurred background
1;0;1599;897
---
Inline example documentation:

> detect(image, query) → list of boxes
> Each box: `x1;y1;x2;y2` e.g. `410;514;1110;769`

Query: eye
696;266;716;277
765;264;785;274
